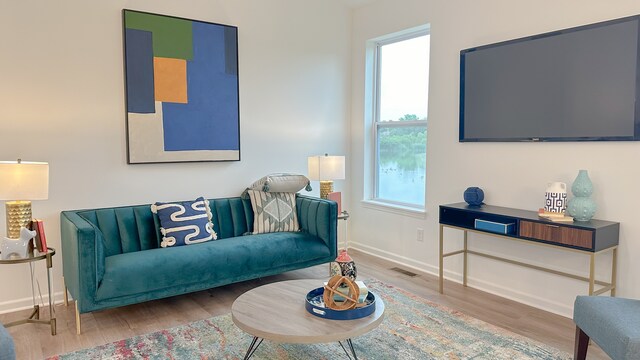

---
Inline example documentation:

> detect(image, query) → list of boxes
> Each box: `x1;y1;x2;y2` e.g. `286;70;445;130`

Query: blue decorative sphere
463;187;484;206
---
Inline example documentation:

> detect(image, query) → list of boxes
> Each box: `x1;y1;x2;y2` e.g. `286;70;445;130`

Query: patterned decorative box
474;219;515;235
305;287;376;320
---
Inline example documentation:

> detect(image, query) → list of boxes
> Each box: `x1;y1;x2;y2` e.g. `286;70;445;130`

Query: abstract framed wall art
123;10;240;164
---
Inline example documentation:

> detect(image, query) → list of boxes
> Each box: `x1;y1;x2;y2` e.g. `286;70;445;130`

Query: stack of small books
29;219;48;253
538;209;574;222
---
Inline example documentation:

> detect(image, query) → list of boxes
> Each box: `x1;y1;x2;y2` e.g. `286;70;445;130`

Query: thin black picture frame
122;9;241;164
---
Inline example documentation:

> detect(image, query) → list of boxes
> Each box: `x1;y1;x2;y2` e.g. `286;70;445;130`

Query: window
371;29;430;209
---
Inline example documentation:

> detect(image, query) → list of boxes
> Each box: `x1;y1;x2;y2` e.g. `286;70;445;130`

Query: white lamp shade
308;155;345;181
0;161;49;200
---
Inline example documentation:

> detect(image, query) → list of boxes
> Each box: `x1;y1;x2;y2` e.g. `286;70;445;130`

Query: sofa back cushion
78;197;254;257
78;205;159;257
208;197;254;239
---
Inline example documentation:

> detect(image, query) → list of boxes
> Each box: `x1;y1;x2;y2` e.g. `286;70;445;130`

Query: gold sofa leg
75;301;81;335
63;277;69;306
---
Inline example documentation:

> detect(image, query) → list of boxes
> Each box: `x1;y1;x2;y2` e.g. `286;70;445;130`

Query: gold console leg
588;253;595;295
463;231;468;287
611;247;618;297
439;224;444;294
75;301;81;335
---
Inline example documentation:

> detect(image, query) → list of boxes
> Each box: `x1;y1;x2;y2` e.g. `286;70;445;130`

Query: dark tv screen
460;16;640;142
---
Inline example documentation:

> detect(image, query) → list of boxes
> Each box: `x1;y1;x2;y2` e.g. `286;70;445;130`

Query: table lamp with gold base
0;159;49;239
307;154;345;199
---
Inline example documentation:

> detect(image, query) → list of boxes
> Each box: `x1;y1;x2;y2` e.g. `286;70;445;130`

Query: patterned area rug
48;279;571;359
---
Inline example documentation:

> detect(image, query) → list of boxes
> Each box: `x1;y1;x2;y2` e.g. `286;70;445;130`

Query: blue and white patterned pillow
151;197;217;248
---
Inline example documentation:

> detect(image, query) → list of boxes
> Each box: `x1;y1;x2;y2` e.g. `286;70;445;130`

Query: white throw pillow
249;173;312;193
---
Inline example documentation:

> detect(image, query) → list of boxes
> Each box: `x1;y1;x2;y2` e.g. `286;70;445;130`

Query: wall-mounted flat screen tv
460;15;640;142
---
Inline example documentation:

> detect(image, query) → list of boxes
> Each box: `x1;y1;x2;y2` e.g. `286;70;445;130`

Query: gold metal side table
0;248;56;335
338;210;349;247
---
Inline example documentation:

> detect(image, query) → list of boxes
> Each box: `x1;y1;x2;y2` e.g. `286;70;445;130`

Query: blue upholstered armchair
0;323;16;360
573;296;640;360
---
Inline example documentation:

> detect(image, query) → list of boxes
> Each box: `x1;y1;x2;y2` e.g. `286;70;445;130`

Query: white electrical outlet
416;228;424;242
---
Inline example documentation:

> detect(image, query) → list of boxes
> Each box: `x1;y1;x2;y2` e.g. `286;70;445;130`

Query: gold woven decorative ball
323;275;360;311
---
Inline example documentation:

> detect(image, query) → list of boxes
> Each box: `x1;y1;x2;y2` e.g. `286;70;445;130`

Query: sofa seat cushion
96;232;330;300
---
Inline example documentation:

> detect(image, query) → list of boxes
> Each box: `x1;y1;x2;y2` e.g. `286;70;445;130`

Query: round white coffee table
231;279;385;360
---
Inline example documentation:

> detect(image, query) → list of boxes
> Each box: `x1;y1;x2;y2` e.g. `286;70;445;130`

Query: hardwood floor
1;250;607;359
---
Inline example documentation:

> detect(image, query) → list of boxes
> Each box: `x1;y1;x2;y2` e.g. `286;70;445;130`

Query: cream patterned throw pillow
247;190;299;234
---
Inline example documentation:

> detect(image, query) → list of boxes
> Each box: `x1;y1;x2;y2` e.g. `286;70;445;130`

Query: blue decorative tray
305;287;376;320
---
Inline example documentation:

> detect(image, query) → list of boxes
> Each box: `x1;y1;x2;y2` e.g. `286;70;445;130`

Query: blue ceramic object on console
463;187;484;206
567;170;597;222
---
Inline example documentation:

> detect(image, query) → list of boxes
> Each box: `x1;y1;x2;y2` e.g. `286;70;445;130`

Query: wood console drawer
519;220;593;249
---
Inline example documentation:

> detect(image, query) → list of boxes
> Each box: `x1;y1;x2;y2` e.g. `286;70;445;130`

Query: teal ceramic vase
567;170;597;221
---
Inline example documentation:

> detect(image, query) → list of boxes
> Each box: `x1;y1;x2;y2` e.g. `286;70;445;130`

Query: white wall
0;0;352;313
350;0;640;317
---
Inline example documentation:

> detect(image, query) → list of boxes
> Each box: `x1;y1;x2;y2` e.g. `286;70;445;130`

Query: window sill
360;200;427;219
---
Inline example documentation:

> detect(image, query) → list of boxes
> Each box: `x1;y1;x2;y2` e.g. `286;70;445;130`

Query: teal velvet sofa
60;195;337;334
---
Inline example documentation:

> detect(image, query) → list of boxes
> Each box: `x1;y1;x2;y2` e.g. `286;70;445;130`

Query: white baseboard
351;241;436;275
350;241;573;318
0;291;68;315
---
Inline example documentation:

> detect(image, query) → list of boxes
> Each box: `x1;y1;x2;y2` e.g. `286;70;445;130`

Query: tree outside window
373;31;429;208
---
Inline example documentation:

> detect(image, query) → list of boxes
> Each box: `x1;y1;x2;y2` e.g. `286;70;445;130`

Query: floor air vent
390;267;418;277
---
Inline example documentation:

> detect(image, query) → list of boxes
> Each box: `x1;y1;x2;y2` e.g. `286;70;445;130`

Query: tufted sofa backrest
78;205;158;257
77;197;254;257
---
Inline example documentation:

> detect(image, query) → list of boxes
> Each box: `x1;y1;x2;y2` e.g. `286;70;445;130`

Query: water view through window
376;33;429;207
